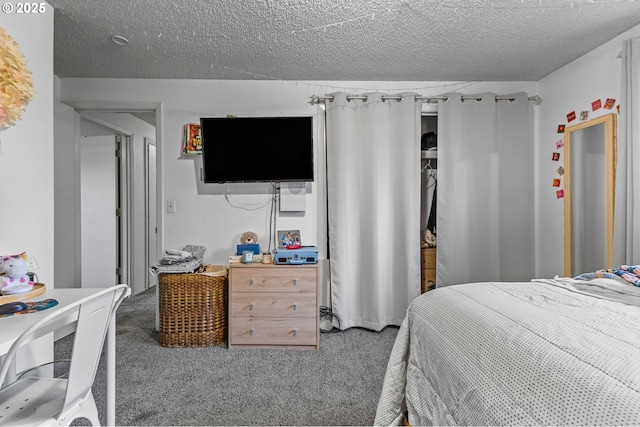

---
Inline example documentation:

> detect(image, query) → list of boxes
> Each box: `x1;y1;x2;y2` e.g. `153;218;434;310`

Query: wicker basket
158;266;227;347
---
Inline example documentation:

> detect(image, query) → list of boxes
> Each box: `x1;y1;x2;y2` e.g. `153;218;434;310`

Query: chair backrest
0;284;129;413
65;285;128;410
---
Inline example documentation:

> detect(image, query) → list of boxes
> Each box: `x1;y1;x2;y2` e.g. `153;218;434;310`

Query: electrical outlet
26;257;39;270
167;200;177;213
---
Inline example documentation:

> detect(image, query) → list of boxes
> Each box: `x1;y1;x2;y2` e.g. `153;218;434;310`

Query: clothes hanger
422;159;437;188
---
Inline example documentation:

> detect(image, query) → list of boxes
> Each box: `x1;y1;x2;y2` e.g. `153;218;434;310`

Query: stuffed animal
421;229;437;248
0;254;33;295
240;231;258;245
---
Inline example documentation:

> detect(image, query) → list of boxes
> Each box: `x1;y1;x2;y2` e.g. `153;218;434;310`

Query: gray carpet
56;287;399;426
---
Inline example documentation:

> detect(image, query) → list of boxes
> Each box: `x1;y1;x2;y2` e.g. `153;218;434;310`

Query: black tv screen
201;116;314;183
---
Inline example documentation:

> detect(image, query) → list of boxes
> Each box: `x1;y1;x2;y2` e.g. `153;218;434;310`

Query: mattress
374;278;640;426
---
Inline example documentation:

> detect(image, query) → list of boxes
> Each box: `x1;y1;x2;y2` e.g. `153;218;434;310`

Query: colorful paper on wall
553;178;561;187
592;99;602;111
566;111;576;122
552;152;560;161
580;111;589;120
556;189;564;199
557;124;565;133
604;98;616;110
556;139;564;150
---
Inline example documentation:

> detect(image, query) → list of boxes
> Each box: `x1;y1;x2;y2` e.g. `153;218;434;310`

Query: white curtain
613;37;640;265
325;92;421;331
437;93;533;286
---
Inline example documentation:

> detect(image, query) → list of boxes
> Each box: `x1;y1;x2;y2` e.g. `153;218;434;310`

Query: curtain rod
309;94;543;105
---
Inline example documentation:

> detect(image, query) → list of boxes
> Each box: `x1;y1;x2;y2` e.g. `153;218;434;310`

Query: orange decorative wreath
0;28;34;130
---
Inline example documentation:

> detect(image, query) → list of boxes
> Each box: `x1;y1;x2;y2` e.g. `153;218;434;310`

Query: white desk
0;287;130;426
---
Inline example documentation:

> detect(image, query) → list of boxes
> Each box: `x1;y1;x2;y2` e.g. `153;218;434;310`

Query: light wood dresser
421;247;436;293
228;263;319;350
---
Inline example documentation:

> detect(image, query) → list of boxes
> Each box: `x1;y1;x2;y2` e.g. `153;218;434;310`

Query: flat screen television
201;116;314;183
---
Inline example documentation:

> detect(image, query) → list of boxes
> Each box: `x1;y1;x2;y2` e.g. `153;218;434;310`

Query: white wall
535;23;640;278
53;96;79;288
0;3;54;285
0;1;54;373
58;79;535;272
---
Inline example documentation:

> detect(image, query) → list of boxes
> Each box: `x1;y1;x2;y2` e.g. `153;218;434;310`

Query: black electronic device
200;116;314;183
0;301;28;315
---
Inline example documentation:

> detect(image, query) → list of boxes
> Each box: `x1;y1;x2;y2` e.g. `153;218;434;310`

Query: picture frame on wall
278;230;301;247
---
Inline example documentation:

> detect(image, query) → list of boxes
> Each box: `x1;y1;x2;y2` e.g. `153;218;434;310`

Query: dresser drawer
230;292;316;318
230;267;316;293
421;248;436;268
228;264;319;350
422;268;436;282
230;317;317;345
421;268;436;293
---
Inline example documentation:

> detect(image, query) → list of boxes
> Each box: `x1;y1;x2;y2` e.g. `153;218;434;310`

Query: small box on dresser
228;263;319;350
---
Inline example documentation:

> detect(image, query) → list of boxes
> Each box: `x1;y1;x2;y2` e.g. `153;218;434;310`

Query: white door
146;138;158;289
80;135;118;287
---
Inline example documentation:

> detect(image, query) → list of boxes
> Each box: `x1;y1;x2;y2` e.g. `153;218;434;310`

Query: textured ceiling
47;0;640;82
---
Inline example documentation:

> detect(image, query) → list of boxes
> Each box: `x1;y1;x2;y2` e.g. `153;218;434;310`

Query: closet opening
420;114;437;293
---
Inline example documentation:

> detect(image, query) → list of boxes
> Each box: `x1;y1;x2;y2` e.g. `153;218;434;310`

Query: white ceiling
47;0;640;82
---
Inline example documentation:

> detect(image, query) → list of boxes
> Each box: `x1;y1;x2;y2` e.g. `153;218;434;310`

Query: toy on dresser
240;231;258;245
237;231;260;257
0;253;33;295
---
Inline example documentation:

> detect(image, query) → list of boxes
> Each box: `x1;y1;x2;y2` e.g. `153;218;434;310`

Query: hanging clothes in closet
420;126;438;293
421;144;437;248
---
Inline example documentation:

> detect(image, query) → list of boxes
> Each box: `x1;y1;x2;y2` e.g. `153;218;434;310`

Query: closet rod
309;94;542;105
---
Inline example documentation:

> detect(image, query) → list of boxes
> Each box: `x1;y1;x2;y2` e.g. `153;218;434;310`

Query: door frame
65;101;163;296
144;137;158;290
77;112;132;288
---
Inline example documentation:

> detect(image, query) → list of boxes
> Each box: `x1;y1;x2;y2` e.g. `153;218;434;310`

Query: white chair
0;284;129;426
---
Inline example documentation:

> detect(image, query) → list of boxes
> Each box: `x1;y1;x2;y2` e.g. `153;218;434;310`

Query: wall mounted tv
201;116;314;183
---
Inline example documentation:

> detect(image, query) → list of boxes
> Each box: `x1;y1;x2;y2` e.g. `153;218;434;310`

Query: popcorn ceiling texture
47;0;640;81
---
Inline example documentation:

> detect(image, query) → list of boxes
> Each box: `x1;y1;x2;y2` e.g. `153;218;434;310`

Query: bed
374;275;640;426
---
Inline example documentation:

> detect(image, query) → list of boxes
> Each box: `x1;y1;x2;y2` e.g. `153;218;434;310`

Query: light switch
167;200;176;213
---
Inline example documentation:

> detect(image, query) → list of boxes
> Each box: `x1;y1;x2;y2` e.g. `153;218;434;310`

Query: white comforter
374;278;640;426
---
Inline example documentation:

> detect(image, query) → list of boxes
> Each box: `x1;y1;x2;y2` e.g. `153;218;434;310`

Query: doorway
77;111;157;296
79;118;129;288
79;134;125;286
420;114;438;293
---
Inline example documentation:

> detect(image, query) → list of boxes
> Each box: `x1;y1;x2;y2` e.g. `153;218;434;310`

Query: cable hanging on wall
224;189;274;211
268;182;279;253
223;183;281;254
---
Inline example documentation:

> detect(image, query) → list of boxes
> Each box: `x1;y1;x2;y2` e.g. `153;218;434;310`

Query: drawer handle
292;278;297;286
249;328;254;336
292;328;297;337
292;303;297;311
249;303;254;311
249;278;254;285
